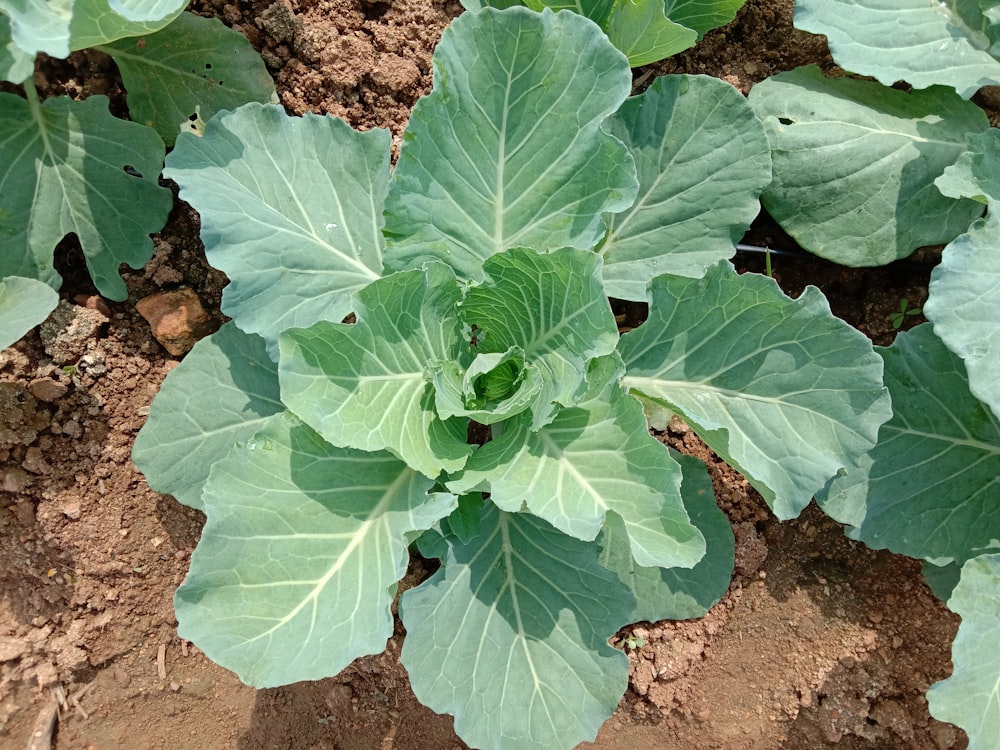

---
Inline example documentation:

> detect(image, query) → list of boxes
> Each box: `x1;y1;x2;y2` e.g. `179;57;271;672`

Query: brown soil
0;1;968;749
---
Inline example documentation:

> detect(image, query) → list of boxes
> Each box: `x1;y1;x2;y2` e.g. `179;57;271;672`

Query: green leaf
663;0;746;37
449;354;705;569
795;0;1000;99
383;7;637;280
462;0;616;25
927;553;1000;749
132;322;284;510
0;13;33;83
175;412;456;687
600;74;771;299
460;246;619;426
431;346;543;425
748;65;988;266
921;560;962;603
925;212;1000;421
926;130;1000;420
102;13;277;146
597;450;734;621
1;0;72;57
163;104;388;352
278;263;472;479
0;92;172;300
620;261;891;520
0;276;58;350
400;504;632;750
606;0;696;66
69;0;185;50
819;325;1000;565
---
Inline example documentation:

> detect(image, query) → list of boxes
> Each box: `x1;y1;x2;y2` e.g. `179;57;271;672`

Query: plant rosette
133;7;890;749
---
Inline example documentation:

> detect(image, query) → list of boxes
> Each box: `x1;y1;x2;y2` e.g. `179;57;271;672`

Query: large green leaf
0;0;185;59
383;7;637;280
400;504;632;750
102;12;277;146
0;13;33;83
449;354;705;569
460;1;746;64
597;450;734;622
748;65;988;266
164;104;388;352
278;263;472;479
619;261;891;520
795;0;1000;99
663;0;746;37
0;0;72;57
462;0;616;25
819;325;1000;565
606;0;696;66
926;130;1000;420
0;92;171;300
0;276;58;350
175;413;456;687
132;322;284;510
68;0;185;50
600;74;771;300
927;553;1000;750
459;246;619;426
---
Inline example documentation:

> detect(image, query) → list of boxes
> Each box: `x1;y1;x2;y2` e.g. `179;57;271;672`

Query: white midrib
498;514;548;719
493;70;513;252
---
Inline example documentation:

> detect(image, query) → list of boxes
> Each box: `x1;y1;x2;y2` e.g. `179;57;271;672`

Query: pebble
136;288;212;356
27;376;68;402
114;666;131;688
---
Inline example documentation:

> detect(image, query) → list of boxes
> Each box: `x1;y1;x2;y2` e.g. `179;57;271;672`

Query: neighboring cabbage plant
132;8;889;750
0;0;275;345
461;0;748;66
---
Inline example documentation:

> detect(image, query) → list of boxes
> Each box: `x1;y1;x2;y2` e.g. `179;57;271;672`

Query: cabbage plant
132;8;890;749
0;0;275;345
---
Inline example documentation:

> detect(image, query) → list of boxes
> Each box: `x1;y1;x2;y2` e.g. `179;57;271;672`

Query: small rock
0;636;30;662
1;467;30;493
136;288;213;356
73;294;112;318
62;500;81;520
39;300;109;364
114;667;131;688
0;381;48;445
22;446;51;475
27;376;68;402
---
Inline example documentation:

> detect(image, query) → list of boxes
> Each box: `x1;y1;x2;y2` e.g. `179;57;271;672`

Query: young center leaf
749;65;988;266
383;7;637;280
132;322;284;510
175;412;456;687
0;92;172;300
599;73;771;300
400;504;633;750
619;261;891;519
449;353;705;569
819;324;1000;566
163;104;389;352
278;263;472;479
458;246;620;427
